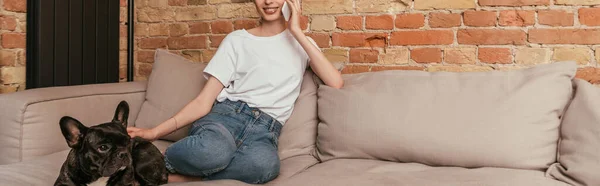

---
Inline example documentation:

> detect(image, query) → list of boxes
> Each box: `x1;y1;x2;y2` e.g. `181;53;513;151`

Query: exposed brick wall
0;0;26;93
0;0;128;94
134;0;600;85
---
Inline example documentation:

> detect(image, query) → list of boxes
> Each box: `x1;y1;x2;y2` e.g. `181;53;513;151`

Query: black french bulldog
54;101;168;186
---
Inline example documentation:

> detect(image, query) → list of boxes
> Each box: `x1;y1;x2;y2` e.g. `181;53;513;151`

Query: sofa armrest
0;81;147;165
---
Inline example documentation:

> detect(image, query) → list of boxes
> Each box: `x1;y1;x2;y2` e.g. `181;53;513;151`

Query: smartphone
282;2;291;21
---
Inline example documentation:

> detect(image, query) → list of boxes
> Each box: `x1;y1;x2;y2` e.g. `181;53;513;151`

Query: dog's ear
113;101;129;127
59;116;88;149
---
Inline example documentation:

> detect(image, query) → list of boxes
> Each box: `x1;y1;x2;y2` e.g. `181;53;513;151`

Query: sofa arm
0;81;147;165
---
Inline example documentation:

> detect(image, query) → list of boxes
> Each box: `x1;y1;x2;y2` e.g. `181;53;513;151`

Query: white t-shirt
203;29;318;124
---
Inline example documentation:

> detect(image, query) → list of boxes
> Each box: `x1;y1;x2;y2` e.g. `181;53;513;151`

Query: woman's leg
164;122;237;178
204;131;280;184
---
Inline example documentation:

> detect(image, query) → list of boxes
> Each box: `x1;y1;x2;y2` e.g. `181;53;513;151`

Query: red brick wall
134;0;600;84
0;0;26;93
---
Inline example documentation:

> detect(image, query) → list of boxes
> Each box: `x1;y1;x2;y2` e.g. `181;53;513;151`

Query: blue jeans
164;99;283;184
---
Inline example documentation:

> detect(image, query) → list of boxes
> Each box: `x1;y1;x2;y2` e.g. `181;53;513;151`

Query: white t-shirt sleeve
203;35;237;87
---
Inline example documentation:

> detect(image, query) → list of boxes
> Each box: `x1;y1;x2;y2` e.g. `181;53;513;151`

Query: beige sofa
1;50;598;186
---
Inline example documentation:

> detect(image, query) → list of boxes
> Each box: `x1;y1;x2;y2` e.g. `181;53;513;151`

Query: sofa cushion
316;62;577;170
278;69;320;160
135;49;207;141
276;159;570;186
547;79;600;186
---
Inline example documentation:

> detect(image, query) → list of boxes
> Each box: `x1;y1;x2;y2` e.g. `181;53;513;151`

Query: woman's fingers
127;127;141;133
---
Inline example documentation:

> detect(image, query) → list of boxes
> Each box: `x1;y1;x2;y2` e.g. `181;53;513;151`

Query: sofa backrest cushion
316;62;577;170
135;49;207;141
547;79;600;186
278;70;320;160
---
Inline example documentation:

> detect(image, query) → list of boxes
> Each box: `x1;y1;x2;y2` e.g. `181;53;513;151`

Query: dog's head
59;101;132;177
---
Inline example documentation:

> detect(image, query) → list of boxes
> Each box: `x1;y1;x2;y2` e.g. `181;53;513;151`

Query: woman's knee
164;126;236;175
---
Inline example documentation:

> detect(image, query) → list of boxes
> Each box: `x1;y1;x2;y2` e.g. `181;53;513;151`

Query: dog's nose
118;152;127;159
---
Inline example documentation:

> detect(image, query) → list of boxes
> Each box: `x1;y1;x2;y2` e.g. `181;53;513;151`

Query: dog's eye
97;145;110;152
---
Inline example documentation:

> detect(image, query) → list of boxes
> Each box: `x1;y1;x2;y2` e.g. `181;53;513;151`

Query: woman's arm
286;0;344;89
128;76;224;140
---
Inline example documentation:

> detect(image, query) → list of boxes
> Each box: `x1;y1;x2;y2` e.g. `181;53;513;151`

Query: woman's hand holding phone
284;0;302;36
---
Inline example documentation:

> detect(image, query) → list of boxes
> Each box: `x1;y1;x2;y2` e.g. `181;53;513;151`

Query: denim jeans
164;99;283;184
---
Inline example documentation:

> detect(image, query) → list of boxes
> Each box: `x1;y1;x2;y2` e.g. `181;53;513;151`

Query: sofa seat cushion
277;159;570;186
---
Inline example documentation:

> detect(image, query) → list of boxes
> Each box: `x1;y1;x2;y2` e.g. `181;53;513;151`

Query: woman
127;0;343;184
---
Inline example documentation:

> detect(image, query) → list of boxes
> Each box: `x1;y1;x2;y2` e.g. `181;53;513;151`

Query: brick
355;0;408;13
169;0;187;6
210;35;225;48
515;48;551;65
478;48;512;64
444;48;477;64
337;16;363;30
217;3;259;18
579;8;600;26
170;23;189;37
189;22;210;34
427;65;494;72
379;48;409;64
202;49;217;63
139;38;167;49
311;16;336;31
395;14;425;29
3;0;26;12
556;0;600;5
1;33;26;48
147;0;169;7
323;49;349;63
411;48;442;63
463;11;497;27
350;49;379;63
458;29;526;45
188;0;207;5
137;50;156;63
414;0;475;10
306;33;331;48
538;10;574;26
209;0;229;4
168;36;207;49
341;66;370;74
0;16;17;31
390;30;454;45
303;0;353;14
479;0;550;6
553;48;592;65
149;24;169;36
372;66;425;72
499;10;535;26
137;63;153;77
233;19;259;30
211;20;233;34
596;47;600;64
181;50;202;62
429;13;461;28
529;29;600;44
332;33;388;47
135;24;149;36
0;67;25;84
366;15;394;30
0;84;19;94
576;67;600;84
0;50;16;66
16;50;25;66
138;8;175;23
300;15;309;30
175;6;216;21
